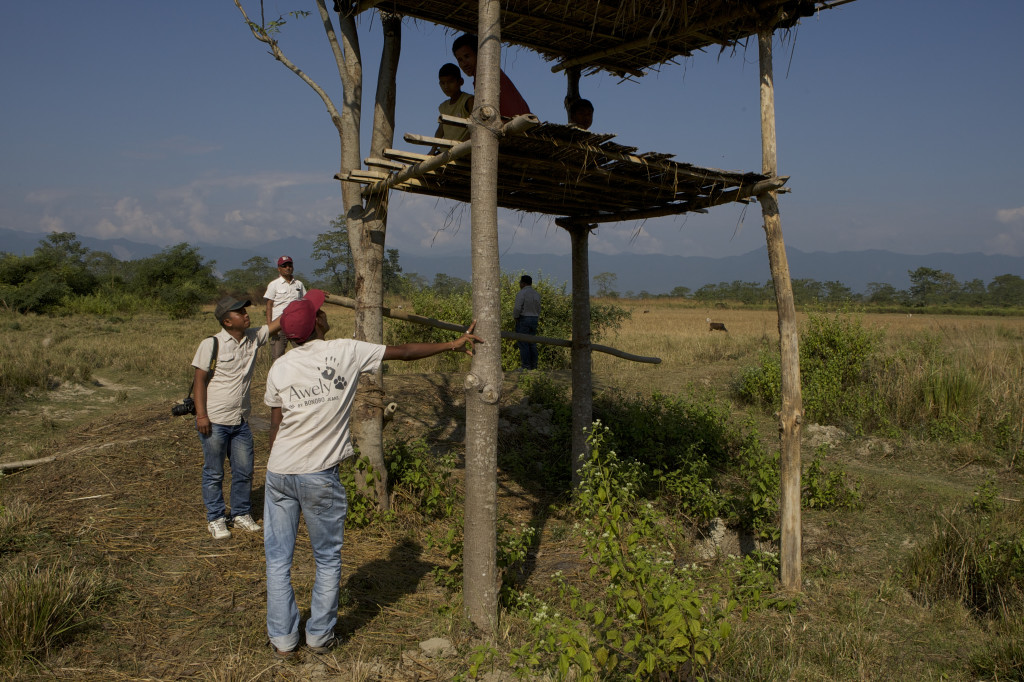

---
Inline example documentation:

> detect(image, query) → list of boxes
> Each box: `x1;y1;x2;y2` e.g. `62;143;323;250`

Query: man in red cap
261;290;480;658
263;256;307;361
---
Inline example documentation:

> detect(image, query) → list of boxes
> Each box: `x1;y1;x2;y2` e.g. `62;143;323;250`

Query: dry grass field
1;301;1022;680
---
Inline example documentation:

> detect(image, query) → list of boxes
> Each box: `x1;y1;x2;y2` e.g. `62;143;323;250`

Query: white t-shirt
263;276;307;321
191;325;271;425
264;338;386;474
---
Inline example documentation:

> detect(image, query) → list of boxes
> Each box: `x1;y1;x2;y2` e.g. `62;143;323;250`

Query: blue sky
2;1;1022;260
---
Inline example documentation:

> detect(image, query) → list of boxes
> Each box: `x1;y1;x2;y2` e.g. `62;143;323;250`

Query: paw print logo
334;375;347;391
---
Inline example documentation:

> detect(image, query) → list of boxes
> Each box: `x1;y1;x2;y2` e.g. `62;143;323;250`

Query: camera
172;397;196;417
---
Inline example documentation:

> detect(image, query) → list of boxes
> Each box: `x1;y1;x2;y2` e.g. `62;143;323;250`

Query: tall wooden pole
757;29;803;594
463;0;503;632
569;225;593;487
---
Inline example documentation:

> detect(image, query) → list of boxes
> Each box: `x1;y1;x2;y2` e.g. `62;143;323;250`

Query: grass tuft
0;559;105;664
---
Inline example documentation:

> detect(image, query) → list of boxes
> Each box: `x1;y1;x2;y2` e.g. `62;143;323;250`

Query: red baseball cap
280;290;327;341
277;256;293;267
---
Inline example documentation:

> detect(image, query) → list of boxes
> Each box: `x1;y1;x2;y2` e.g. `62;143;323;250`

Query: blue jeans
515;316;539;369
264;467;348;651
199;421;254;522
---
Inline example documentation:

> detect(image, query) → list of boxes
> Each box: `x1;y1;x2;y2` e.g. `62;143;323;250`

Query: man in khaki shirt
192;297;281;540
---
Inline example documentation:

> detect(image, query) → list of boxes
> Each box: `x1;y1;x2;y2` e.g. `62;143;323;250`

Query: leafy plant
738;429;780;542
508;424;733;680
802;446;863;510
387;438;457;519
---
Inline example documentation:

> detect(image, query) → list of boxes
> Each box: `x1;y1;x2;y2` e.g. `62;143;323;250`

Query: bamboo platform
343;116;786;225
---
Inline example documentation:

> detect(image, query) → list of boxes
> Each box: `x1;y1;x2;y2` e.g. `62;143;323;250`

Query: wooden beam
359;114;539;198
569;224;593;487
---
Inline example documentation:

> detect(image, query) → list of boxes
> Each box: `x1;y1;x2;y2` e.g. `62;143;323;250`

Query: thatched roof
351;0;855;76
344;116;785;224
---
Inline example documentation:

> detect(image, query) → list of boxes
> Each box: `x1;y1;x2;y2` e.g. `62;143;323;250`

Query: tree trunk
463;0;503;634
351;11;401;510
758;29;803;594
569;225;593;487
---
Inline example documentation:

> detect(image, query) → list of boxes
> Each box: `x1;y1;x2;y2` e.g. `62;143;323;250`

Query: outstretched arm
383;320;482;361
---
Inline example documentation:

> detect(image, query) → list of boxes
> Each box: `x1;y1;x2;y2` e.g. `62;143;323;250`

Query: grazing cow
706;317;727;332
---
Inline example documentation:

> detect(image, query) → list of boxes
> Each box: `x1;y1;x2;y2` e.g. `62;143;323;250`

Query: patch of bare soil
0;373;556;680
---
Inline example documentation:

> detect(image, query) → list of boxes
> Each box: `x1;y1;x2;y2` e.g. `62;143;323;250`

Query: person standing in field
513;274;541;370
262;290;481;658
192;297;282;540
264;256;306;361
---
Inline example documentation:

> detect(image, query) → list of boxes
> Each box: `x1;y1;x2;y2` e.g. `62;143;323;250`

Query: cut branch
321;295;661;364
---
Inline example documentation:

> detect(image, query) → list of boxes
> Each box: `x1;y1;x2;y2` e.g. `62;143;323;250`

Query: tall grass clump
0;559;105;665
0;342;91;411
906;499;1024;615
0;312;210;409
873;323;1024;450
0;500;35;554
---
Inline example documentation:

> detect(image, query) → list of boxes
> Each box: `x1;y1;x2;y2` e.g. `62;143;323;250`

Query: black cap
214;297;251;321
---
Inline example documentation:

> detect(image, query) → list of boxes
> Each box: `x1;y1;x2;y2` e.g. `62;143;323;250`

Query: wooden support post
463;0;503;634
569;224;593;488
564;65;581;122
758;29;803;594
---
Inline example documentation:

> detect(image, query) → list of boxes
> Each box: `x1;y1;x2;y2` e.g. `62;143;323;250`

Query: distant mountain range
3;228;1021;295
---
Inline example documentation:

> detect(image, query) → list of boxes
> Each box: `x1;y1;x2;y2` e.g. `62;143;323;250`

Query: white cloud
996;206;1024;223
93;197;188;242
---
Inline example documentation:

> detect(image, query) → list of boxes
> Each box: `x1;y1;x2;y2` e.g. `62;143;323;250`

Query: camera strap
185;336;219;399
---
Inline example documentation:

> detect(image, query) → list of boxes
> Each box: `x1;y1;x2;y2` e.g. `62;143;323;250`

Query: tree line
590;268;1024;308
4;231;1022;316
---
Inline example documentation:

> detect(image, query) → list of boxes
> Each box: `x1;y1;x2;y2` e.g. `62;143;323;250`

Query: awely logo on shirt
285;358;348;407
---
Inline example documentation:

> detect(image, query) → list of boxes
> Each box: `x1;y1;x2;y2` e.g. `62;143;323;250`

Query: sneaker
307;636;338;654
232;514;260;532
269;641;299;661
208;517;231;540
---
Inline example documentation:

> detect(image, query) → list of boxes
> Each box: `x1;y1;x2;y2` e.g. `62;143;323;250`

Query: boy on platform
435;63;474;142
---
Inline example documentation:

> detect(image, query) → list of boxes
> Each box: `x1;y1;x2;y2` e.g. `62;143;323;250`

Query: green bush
519;376;776;531
507;424;733;680
737;312;886;432
387;438;457;519
60;289;148;317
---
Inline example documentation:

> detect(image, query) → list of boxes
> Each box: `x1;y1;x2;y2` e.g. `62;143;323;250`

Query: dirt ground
0;372;583;680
